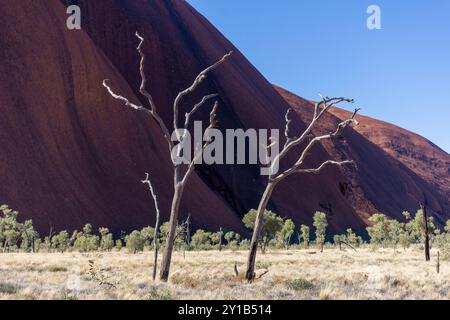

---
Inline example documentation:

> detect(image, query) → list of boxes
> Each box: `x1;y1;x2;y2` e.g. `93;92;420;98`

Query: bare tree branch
184;94;219;129
173;51;233;130
102;33;173;151
274;109;359;181
181;101;219;186
295;160;355;174
284;108;294;148
141;172;161;281
268;99;356;181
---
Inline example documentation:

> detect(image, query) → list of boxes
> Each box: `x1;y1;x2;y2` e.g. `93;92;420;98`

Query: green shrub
146;287;172;300
99;227;114;251
286;278;315;291
125;231;145;254
191;230;211;250
0;283;18;294
115;239;123;251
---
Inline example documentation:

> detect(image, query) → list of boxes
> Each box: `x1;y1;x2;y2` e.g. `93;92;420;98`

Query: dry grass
0;247;448;300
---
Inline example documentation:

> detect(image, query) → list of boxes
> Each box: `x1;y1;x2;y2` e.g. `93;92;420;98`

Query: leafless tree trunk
219;227;223;251
141;173;161;281
437;251;440;273
245;98;360;282
184;213;191;258
421;203;431;262
103;32;232;282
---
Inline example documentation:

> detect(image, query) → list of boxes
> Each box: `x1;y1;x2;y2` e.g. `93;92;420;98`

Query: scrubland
0;247;448;300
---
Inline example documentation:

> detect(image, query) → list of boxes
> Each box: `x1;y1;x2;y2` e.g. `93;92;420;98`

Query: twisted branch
174;51;233;130
274;108;359;181
269;98;356;180
181;101;219;186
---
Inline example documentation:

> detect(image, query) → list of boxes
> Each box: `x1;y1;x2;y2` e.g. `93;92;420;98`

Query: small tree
83;224;93;236
243;209;283;253
115;239;123;251
313;211;328;253
74;224;99;252
333;234;345;250
445;220;450;233
299;225;310;248
0;205;21;252
224;231;236;245
278;219;295;249
140;226;155;248
52;231;70;253
191;229;211;250
99;227;114;251
209;231;222;249
20;219;39;253
367;213;391;247
388;219;403;252
125;231;145;254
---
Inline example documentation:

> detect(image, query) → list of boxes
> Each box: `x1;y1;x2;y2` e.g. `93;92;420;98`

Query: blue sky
187;0;450;153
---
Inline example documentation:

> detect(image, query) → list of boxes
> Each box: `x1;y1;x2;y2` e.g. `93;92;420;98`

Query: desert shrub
61;291;78;300
159;221;185;248
277;219;295;249
367;214;391;247
191;229;211;250
239;239;250;250
0;283;17;294
224;231;236;244
125;230;145;254
268;238;283;249
73;226;100;252
405;209;435;244
286;278;315;291
146;287;172;300
313;211;328;252
256;260;271;269
140;226;155;247
20;219;39;252
99;227;114;251
209;231;222;246
0;205;22;252
299;224;310;247
52;230;70;253
115;239;123;251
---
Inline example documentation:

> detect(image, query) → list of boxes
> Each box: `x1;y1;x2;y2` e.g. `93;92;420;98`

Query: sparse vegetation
2;203;450;300
286;278;315;291
0;283;18;295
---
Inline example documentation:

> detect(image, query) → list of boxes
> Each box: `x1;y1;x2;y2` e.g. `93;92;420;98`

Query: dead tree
436;251;440;274
219;227;224;251
245;98;360;282
103;32;232;282
141;173;161;281
420;202;431;262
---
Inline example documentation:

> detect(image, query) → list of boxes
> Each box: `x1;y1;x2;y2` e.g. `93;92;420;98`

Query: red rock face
329;109;450;202
275;86;450;226
0;0;446;235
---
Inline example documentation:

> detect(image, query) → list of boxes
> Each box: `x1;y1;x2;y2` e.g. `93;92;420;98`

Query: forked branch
274;108;359;181
174;51;233;130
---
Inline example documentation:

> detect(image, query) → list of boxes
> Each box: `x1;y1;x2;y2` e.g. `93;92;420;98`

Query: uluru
0;0;448;236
